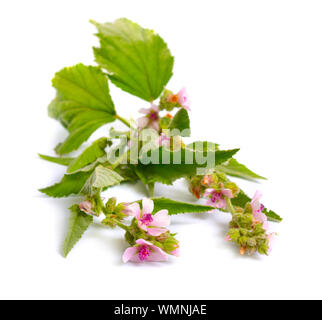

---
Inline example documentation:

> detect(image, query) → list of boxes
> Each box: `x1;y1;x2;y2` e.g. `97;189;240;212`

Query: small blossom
224;234;232;241
79;200;95;215
166;87;191;111
177;87;191;111
204;188;233;209
137;104;160;131
122;239;168;263
251;191;269;231
127;199;171;236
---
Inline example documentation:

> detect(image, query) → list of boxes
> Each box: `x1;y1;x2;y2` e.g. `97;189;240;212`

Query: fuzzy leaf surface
92;18;174;101
216;158;266;181
39;171;92;198
135;197;214;215
49;64;116;154
63;204;93;257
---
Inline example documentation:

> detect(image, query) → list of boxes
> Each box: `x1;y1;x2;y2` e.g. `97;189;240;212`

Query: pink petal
147;227;168;236
251;190;262;213
137;117;149;129
79;200;95;215
142;198;154;215
123;203;141;216
224;235;232;241
253;211;267;223
146;245;168;262
139;108;150;115
152;210;170;227
262;221;269;231
216;198;227;209
206;199;215;207
151;104;159;112
267;233;275;254
138;221;148;232
122;246;139;263
171;247;180;257
204;189;214;197
136;239;153;246
222;188;233;198
177;87;191;111
149;121;160;132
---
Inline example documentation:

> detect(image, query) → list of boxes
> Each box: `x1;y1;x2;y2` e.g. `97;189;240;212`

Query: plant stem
226;198;236;215
115;221;130;232
115;114;131;128
147;183;155;197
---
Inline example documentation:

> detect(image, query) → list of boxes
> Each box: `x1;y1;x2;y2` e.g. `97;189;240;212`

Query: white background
0;0;321;300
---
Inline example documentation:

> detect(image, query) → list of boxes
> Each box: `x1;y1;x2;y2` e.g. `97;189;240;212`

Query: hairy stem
115;221;130;232
115;114;131;128
226;197;236;215
147;183;155;197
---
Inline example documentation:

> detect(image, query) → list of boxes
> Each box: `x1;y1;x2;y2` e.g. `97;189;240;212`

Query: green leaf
49;64;116;154
216;158;266;181
91;18;174;102
186;141;219;152
38;154;74;166
63;204;93;257
81;165;124;195
39;171;92;198
232;190;282;222
136;147;239;185
67;138;110;174
168;108;191;136
135;197;214;215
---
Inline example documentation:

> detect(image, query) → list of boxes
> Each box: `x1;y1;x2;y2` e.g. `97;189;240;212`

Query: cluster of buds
189;172;239;208
101;197;128;228
159;88;191;112
225;191;275;255
122;199;179;262
137;87;191;133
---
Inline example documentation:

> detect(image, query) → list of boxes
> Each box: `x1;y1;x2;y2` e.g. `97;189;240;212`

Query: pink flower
123;239;168;263
158;133;171;148
177;87;191;111
128;199;171;236
224;234;232;241
251;191;268;231
79;201;95;215
204;188;233;209
137;104;160;131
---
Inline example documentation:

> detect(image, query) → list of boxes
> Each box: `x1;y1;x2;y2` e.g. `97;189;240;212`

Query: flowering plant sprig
39;18;282;262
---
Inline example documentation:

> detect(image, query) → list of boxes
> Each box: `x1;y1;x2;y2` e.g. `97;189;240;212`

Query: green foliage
168;108;191;136
39;171;92;198
216;158;266;181
135;197;214;215
63;204;93;257
49;64;116;154
232;190;282;222
136;147;239;185
92;18;174;102
67;138;111;174
186;141;219;152
38;154;74;166
81;165;124;195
